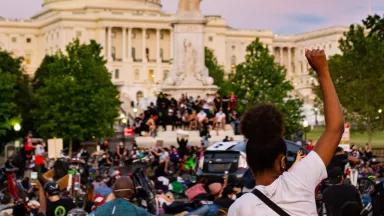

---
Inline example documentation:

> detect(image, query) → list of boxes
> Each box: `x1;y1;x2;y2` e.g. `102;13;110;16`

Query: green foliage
0;50;32;144
32;40;120;145
316;15;384;140
205;47;225;87
230;38;303;137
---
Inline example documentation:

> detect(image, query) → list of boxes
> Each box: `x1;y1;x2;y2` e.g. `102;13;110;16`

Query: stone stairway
136;125;244;148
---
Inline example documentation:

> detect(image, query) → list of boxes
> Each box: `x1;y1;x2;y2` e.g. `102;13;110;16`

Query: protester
229;49;344;215
90;176;151;216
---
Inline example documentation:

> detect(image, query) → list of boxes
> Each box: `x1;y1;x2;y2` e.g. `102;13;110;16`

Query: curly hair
241;104;287;174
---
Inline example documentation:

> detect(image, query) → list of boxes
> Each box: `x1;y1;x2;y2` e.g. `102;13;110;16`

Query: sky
1;0;384;35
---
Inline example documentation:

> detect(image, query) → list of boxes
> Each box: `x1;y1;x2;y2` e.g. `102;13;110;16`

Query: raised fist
305;49;329;76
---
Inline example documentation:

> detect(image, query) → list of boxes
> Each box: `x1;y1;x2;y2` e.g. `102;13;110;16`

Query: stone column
288;47;292;77
128;28;132;62
170;29;174;60
99;27;107;58
156;28;161;63
279;47;283;65
107;26;112;62
122;27;127;62
142;28;147;63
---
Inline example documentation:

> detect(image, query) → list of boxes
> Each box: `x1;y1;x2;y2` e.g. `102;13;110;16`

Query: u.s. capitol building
0;0;347;113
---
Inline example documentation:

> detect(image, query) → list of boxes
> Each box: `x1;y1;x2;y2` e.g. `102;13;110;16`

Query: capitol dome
42;0;162;12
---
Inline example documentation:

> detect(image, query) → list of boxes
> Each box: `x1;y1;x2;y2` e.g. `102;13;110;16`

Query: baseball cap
44;181;60;196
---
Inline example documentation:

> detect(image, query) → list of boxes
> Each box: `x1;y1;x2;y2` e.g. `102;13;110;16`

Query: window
114;69;119;79
25;54;32;65
57;32;60;39
232;45;236;50
231;55;237;66
148;69;154;83
160;48;164;60
208;36;213;42
112;47;116;60
26;38;32;43
160;32;164;40
132;32;136;39
146;32;150;39
329;44;332;49
134;69;140;81
11;37;17;43
163;70;169;81
76;31;82;38
132;48;136;60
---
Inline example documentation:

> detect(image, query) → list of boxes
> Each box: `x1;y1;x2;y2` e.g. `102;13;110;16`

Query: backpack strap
252;188;290;216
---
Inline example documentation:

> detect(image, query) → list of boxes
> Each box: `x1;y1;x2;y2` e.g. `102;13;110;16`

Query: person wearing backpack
228;49;344;216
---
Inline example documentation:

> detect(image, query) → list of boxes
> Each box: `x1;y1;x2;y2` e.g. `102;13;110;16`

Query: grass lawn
306;127;384;148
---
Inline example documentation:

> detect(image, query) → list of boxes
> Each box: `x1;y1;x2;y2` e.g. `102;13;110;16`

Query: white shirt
197;111;207;122
228;151;327;216
215;112;226;122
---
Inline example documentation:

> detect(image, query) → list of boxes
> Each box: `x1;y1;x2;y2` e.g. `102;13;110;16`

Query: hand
305;49;329;76
295;150;305;163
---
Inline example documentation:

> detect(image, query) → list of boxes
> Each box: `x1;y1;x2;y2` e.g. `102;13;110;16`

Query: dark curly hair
241;104;287;174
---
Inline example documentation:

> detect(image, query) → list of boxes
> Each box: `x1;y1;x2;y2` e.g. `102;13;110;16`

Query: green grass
306;127;384;148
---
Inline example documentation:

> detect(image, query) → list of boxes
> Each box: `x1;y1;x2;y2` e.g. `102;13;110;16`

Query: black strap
252;188;290;216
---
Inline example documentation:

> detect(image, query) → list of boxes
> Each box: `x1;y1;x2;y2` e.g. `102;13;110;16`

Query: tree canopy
317;15;384;140
32;40;120;149
0;50;32;145
230;39;303;137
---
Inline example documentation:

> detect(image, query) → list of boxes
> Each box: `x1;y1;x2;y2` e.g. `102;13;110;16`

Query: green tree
231;39;303;137
316;15;384;142
33;40;120;153
205;47;233;95
0;50;32;145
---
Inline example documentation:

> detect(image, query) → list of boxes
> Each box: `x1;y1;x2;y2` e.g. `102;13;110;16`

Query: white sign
48;138;63;159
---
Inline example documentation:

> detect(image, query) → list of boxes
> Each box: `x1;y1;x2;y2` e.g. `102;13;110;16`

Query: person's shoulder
229;193;263;215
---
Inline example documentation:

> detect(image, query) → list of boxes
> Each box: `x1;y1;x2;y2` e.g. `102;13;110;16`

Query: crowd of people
133;92;240;137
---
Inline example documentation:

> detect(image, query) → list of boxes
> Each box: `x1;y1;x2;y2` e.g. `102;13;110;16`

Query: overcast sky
1;0;383;34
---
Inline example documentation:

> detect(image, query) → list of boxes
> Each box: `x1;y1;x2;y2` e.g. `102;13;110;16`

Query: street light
13;123;21;132
378;109;382;114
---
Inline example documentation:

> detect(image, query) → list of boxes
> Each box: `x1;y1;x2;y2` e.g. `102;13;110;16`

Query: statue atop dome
178;0;201;13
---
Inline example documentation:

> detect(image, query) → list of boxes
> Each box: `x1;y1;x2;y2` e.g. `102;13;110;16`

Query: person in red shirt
24;131;34;162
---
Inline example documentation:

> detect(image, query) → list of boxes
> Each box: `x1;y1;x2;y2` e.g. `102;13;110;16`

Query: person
214;108;226;133
197;110;207;129
38;181;75;216
90;176;152;216
116;142;128;161
228;49;344;215
322;167;362;216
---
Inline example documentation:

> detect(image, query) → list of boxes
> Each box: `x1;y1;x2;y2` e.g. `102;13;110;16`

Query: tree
205;47;233;95
316;15;384;141
0;50;32;146
231;38;303;137
32;40;120;153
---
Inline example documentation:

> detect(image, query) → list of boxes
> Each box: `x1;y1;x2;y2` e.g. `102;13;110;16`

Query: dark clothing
323;184;362;216
328;153;348;171
46;197;75;216
214;197;234;209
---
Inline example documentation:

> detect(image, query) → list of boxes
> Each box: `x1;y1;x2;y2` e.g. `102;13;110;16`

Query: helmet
44;181;60;196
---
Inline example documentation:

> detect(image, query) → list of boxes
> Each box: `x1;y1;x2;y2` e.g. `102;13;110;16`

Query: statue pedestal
161;84;218;99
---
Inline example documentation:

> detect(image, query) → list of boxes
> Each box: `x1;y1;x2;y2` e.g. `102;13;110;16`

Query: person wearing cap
90;176;152;216
37;181;75;216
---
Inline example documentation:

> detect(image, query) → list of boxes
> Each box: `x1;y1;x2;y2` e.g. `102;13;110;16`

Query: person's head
241;104;287;181
327;167;344;184
113;176;135;200
44;181;60;198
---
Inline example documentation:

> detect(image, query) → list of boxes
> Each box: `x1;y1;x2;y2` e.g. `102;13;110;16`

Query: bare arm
306;49;344;166
37;180;47;214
